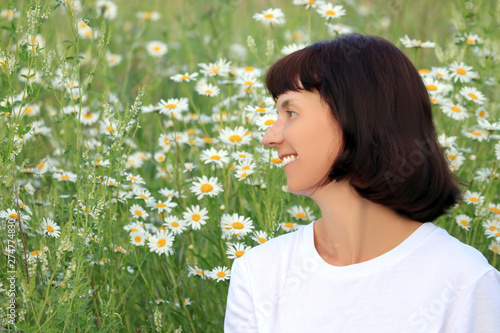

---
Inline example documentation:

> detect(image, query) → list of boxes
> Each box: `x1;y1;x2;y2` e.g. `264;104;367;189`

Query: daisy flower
485;227;500;241
219;126;252;146
400;35;435;48
440;102;468;121
430;67;450;80
455;214;472;230
80;111;100;125
187;265;209;279
190;175;223;200
463;190;485;205
130;204;149;220
220;213;254;236
53;171;77;182
489;240;500;255
200;148;230;168
134;188;155;203
184;162;196;173
327;23;353;35
448;62;476;83
209;266;231;282
146;41;168;57
487;204;500;215
253;8;285;26
163;216;188;235
422;77;451;95
195;82;220;97
255;114;277;131
170;72;198;82
106;52;122;67
182;205;209;230
130;231;148;246
95;0;117;19
281;43;308;55
474;168;493;183
113;245;127;254
198;59;231;77
136;11;160;21
287;205;316;221
280;221;300;232
231;151;254;161
445;147;465;171
459;87;486;104
462;128;489;142
234;73;263;89
148;199;177;213
226;242;252;259
41;218;61;238
1;9;20;20
316;3;346;20
0;208;31;223
234;166;254;182
153;151;166;163
293;0;324;9
465;33;481;45
158;134;172;152
124;221;146;233
148;229;175;256
251;230;269;244
126;173;146;184
158;98;189;116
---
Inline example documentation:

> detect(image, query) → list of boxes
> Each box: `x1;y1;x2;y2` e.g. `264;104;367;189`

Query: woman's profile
224;34;500;332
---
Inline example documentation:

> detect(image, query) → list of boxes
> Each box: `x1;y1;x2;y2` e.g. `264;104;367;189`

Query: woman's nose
261;120;283;148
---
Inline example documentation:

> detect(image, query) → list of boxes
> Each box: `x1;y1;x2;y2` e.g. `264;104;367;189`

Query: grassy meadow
0;0;499;331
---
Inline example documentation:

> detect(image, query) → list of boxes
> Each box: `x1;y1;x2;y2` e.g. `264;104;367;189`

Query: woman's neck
309;181;422;266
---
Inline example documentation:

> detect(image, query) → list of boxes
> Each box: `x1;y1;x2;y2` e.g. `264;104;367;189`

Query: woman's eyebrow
278;99;296;111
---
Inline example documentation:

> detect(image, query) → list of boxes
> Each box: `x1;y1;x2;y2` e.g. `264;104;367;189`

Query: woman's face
262;89;342;195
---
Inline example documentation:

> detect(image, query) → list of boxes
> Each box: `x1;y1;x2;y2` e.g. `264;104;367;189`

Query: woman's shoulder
237;223;310;268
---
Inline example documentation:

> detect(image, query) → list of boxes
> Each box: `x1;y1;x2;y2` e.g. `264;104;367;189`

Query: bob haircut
265;34;461;222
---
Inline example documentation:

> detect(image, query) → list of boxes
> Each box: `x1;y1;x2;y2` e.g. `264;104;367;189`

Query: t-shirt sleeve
224;258;259;333
452;268;500;332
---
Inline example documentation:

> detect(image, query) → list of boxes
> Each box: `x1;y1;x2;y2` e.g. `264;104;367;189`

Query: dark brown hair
265;34;461;222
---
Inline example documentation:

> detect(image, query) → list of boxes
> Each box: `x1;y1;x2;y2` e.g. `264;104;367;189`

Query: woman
224;34;500;332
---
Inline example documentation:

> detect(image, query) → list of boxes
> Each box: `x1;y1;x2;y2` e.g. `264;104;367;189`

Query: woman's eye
287;111;297;117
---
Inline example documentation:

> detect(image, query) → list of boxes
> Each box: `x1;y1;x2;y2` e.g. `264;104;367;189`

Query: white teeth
282;155;299;166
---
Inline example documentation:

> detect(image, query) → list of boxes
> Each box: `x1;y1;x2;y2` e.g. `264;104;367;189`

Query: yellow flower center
144;12;153;19
271;158;282;164
450;106;461;113
157;239;166;247
139;194;148;200
60;175;70;180
489;226;497;231
205;90;213;94
478;110;485;117
116;246;123;252
296;213;307;219
156;203;167;208
470;197;479;202
418;69;430;74
46;225;54;233
471;131;482;136
467;93;477;100
244;66;254;72
229;135;242;142
130;228;138;232
171;222;179;227
129;176;138;181
135;210;143;216
201;184;214;192
264;119;275;126
244;81;254;86
466;38;475;45
38;161;45;169
9;213;19;219
157;156;165;162
448;154;456;160
211;155;221;160
492;246;499;253
232;222;244;229
153;45;161;52
180;75;190;80
258;237;267;243
456;68;466;75
192;214;201;221
31;250;40;256
240;173;248;178
430;98;437;104
83;113;93;119
325;10;336;16
164;103;176;109
460;220;468;226
426;85;438;91
196;269;204;275
217;271;226;278
284;222;294;228
134;236;142;243
264;13;274;19
255;108;266;113
235;250;245;257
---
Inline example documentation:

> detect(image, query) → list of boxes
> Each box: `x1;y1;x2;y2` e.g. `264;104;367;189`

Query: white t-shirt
225;221;500;333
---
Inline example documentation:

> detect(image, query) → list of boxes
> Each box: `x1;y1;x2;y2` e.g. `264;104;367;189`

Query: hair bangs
265;46;323;100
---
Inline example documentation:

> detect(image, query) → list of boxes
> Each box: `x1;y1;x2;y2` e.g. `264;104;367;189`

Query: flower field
0;0;499;331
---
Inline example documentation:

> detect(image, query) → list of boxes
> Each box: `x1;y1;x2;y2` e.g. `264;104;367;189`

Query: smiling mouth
282;155;299;167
